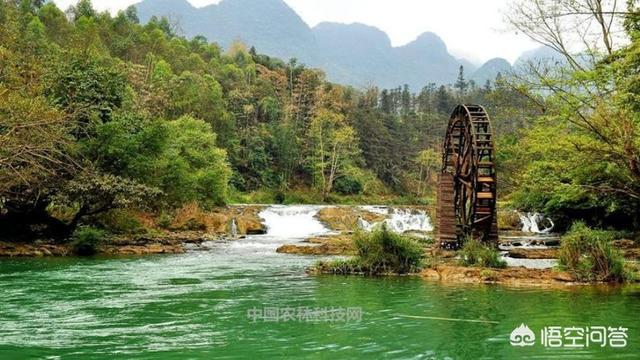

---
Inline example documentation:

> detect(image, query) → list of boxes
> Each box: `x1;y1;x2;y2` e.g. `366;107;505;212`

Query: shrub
333;176;363;195
97;210;146;234
157;212;173;229
497;210;522;231
183;218;206;231
459;238;506;268
313;258;362;275
558;222;627;282
314;225;424;275
70;226;106;256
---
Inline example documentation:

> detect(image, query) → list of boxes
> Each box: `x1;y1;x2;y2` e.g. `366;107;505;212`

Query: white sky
51;0;539;64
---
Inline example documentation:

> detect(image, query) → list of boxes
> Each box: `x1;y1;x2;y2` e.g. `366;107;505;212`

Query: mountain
470;57;512;85
135;0;498;89
137;0;317;62
393;32;465;88
312;22;396;87
514;46;564;68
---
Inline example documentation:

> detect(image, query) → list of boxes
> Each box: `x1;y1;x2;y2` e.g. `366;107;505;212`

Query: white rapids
519;212;554;233
356;206;433;233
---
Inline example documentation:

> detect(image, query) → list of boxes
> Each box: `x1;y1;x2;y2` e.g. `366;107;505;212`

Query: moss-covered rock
315;207;386;231
277;234;355;255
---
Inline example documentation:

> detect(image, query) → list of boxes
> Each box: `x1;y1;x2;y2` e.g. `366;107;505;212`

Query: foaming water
357;206;433;233
259;205;330;239
502;256;559;269
519;212;554;233
0;205;638;359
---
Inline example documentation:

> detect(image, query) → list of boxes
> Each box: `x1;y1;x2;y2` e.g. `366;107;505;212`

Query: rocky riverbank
0;205;266;257
276;234;355;256
420;265;577;287
0;231;223;257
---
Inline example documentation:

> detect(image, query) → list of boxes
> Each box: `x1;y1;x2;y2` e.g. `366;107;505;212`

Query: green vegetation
1;0;639;255
315;226;424;275
558;222;628;282
70;226;106;256
0;0;541;240
458;238;507;269
503;0;640;232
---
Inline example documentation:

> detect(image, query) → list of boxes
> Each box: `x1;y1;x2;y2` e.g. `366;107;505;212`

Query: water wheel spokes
436;105;498;249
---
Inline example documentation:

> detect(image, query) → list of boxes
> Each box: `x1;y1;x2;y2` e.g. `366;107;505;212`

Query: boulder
316;207;386;231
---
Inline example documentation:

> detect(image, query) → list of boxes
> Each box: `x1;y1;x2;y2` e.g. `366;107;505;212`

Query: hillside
135;0;503;89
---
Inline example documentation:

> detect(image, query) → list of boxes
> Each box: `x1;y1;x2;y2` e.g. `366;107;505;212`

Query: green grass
558;222;628;282
313;225;424;275
458;238;506;268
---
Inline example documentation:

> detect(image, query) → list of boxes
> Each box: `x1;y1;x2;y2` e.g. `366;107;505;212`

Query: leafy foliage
459;238;507;268
558;222;628;282
504;0;640;231
316;226;424;275
333;175;363;195
70;226;106;256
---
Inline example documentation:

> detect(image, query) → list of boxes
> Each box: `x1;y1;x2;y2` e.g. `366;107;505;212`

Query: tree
70;0;96;21
124;5;139;24
45;51;127;129
87;114;232;208
436;85;454;114
454;65;468;97
0;90;77;225
308;109;358;199
505;0;640;229
415;149;441;196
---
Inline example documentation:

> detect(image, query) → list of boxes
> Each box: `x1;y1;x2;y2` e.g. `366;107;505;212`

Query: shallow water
0;206;638;359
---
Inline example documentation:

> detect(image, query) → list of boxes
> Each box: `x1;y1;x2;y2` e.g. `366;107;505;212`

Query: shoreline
3;203;639;289
0;231;221;257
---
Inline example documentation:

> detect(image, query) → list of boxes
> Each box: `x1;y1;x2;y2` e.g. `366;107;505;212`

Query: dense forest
0;0;638;240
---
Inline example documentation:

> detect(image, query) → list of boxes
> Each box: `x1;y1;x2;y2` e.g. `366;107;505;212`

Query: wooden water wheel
437;105;498;249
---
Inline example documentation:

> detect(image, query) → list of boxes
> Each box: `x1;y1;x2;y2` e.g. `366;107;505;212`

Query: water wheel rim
437;104;497;247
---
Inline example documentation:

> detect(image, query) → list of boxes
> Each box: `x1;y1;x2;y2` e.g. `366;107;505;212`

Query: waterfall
229;218;238;239
258;205;330;239
357;216;374;231
519;212;554;234
357;207;433;233
387;209;433;233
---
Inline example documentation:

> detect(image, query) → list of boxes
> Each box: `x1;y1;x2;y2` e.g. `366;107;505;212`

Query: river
0;205;638;359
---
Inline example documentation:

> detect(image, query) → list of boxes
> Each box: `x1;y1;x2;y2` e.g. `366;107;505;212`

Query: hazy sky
51;0;539;64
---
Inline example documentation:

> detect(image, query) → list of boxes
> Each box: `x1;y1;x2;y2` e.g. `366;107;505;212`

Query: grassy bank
311;226;426;275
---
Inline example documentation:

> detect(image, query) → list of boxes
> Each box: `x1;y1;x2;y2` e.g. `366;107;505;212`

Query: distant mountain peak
313;22;392;48
217;0;295;12
135;0;520;89
409;32;448;52
471;57;512;84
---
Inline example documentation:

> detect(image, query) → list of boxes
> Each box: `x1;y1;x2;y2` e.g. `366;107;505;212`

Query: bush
333;176;363;195
70;226;106;256
157;212;173;229
497;210;522;231
313;258;363;275
558;222;627;282
97;210;146;234
459;238;506;268
315;225;424;275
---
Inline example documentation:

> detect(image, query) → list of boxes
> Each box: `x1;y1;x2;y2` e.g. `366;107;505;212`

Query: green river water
0;206;638;359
